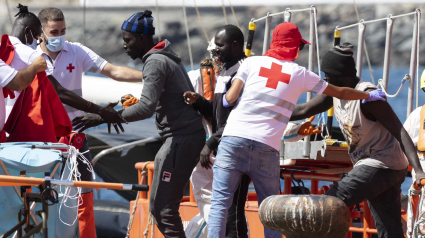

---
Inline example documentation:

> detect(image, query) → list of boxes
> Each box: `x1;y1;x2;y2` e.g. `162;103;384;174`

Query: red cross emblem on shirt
259;62;291;89
66;63;75;73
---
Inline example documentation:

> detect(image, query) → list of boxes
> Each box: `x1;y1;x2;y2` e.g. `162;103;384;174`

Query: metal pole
245;21;256;57
302;8;316;158
356;22;366;77
408;12;419;116
283;11;292;22
262;13;272;55
382;17;394;90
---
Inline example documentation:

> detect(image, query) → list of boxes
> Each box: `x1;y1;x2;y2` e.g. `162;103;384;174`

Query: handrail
335;9;421;117
92;136;162;165
252;6;314;23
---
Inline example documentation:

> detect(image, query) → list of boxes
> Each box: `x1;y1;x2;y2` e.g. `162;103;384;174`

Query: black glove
200;144;213;170
72;113;105;133
121;94;135;104
96;102;127;133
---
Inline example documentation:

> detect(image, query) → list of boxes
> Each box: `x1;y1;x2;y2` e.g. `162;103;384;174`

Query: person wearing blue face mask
35;6;147;238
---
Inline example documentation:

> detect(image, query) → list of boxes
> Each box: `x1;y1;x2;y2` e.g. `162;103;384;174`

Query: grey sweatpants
149;129;206;238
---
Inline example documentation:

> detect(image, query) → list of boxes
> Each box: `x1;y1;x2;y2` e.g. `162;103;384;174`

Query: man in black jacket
183;24;250;238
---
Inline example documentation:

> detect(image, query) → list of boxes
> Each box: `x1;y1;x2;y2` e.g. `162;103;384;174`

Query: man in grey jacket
73;10;206;237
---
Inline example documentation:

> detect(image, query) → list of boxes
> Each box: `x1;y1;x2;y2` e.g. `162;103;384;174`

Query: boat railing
245;5;321;159
92;136;162;166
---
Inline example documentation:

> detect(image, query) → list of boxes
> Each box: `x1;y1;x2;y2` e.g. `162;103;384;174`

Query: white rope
415;9;421;109
221;0;228;25
57;146;95;227
313;7;321;79
182;0;194;70
353;0;375;84
155;0;161;41
126;163;149;238
413;186;425;237
228;0;240;28
194;0;209;43
377;75;409;98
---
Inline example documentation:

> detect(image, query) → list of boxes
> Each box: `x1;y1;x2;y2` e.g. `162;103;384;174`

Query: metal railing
335;9;421;117
92;136;162;165
245;6;320;158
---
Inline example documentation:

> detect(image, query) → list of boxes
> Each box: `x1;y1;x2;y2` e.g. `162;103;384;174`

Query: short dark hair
38;7;65;26
14;4;41;27
218;24;244;48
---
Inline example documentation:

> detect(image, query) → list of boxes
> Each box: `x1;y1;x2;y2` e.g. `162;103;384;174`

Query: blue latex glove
362;89;387;103
223;94;233;107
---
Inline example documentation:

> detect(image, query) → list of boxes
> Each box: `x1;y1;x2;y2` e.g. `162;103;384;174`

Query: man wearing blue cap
73;10;206;237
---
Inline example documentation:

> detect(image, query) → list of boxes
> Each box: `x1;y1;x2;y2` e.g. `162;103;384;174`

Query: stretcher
0;142;148;238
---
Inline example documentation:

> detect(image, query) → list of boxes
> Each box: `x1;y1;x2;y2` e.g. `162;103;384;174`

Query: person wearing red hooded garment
207;22;387;238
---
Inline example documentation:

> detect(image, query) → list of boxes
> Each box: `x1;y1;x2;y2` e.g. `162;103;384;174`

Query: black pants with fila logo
149;129;206;238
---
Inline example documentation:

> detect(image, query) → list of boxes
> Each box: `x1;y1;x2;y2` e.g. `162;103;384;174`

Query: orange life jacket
200;65;216;101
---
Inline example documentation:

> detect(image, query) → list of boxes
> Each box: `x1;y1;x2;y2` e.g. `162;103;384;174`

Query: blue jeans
208;136;281;238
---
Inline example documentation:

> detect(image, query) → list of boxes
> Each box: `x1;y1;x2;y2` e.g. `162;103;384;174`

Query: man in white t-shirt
0;57;46;133
207;22;387;238
35;7;144;237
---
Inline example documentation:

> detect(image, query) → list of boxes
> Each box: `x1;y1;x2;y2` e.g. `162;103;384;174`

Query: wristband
84;101;92;112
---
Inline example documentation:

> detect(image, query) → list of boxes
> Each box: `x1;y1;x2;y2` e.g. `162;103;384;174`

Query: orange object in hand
297;115;322;136
123;97;139;108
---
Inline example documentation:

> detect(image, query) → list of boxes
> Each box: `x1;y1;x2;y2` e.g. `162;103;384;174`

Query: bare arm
224;78;244;105
290;94;333;121
361;100;425;183
100;63;143;82
6;55;47;91
322;84;369;100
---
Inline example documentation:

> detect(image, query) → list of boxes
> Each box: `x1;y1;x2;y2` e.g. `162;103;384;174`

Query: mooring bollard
259;195;350;238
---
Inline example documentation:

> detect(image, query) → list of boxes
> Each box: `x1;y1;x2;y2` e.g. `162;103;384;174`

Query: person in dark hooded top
72;10;206;237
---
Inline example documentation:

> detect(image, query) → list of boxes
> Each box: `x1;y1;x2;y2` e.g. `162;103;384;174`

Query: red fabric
4;71;72;142
149;40;165;52
0;131;6;143
0;35;16;99
263;22;310;61
78;192;96;238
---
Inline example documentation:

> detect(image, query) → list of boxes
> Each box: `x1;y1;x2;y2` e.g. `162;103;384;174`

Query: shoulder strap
418;104;425;152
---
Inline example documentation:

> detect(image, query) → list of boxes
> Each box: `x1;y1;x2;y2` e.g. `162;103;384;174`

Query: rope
413;186;425;237
5;0;12;26
126;162;150;238
228;0;240;28
353;0;375;84
221;0;228;24
415;9;421;109
182;0;194;70
155;0;161;41
194;0;209;43
377;74;410;98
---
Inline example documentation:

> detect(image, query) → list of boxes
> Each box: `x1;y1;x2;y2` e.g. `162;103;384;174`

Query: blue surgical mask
25;30;37;50
43;29;65;52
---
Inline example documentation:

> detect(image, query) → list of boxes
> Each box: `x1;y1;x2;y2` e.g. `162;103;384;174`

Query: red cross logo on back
66;63;75;73
259;62;291;89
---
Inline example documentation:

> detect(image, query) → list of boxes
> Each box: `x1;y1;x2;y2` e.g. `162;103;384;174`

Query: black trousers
149;130;206;238
225;174;251;238
325;165;407;238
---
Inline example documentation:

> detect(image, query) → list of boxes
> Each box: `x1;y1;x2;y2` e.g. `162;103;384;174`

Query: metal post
262;13;272;55
408;11;419;116
382;16;394;90
356;22;366;77
245;21;257;57
283;10;292;22
302;7;316;158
